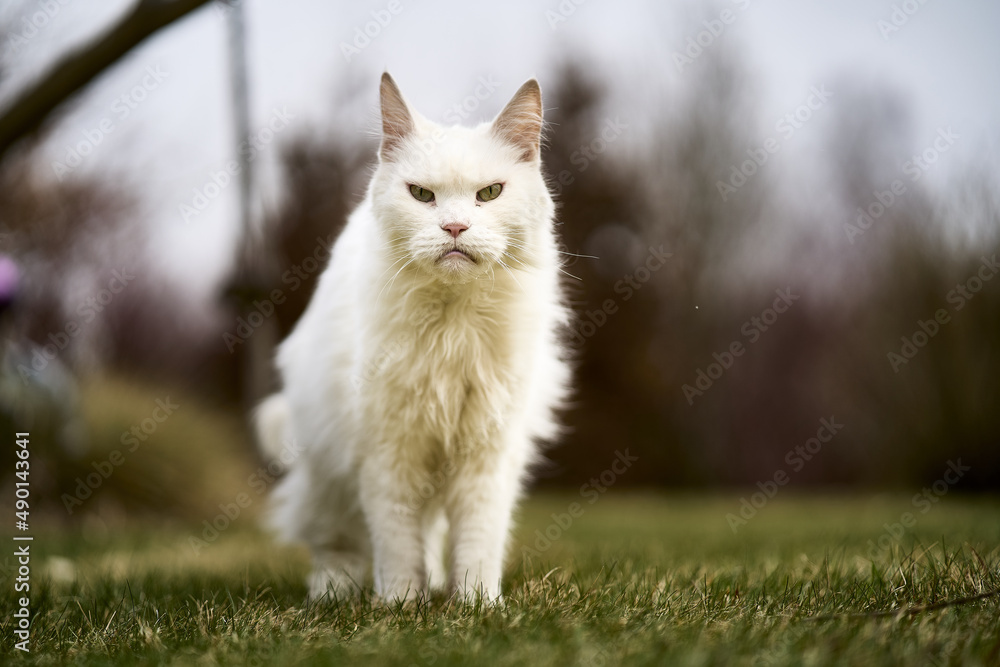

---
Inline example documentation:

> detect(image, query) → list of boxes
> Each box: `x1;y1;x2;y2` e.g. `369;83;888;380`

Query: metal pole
225;0;252;244
223;0;277;410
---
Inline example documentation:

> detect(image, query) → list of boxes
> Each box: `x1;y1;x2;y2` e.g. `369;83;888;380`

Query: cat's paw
376;583;427;606
307;569;363;601
306;553;367;600
374;571;428;605
453;583;504;607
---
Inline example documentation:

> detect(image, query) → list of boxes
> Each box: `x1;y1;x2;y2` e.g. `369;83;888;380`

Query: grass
2;493;999;665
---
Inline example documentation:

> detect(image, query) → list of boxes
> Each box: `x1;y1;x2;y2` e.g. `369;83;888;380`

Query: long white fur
255;73;570;603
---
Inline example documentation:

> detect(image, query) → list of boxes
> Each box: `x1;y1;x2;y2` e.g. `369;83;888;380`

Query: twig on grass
803;587;1000;622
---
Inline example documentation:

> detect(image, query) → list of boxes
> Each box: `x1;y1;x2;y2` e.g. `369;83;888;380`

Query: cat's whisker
372;253;411;287
503;253;532;271
556;268;583;281
375;253;409;271
496;258;524;292
503;242;536;266
376;256;417;306
376;243;407;255
507;246;582;280
508;239;598;261
487;264;497;297
375;244;409;261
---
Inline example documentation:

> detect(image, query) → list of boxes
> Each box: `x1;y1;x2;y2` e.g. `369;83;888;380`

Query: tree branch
0;0;213;162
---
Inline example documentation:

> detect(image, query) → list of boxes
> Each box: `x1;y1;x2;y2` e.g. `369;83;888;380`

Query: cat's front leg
445;448;523;604
358;454;426;603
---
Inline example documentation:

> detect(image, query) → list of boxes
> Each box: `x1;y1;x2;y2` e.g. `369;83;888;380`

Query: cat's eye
476;183;503;202
409;184;435;203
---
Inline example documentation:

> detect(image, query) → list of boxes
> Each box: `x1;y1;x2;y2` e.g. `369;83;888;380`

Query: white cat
255;73;570;603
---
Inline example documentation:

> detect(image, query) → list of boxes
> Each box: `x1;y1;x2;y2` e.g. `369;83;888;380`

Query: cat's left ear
491;79;543;162
380;72;415;161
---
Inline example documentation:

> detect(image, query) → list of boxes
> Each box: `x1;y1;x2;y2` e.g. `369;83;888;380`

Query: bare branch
0;0;213;162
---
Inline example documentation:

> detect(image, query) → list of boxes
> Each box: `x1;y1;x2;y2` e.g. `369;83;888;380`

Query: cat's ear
492;79;543;162
380;72;415;161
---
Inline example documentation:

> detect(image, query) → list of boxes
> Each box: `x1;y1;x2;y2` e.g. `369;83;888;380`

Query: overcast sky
3;0;998;299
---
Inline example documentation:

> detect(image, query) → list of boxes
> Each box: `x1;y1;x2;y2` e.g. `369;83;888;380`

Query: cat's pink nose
442;222;468;239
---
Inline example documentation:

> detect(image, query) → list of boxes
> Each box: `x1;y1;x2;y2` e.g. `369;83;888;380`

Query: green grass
3;494;999;665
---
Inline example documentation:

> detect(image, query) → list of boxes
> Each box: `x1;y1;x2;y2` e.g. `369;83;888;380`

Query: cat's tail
253;393;289;461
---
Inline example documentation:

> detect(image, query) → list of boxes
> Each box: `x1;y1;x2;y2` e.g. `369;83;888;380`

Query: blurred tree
546;41;784;487
638;40;773;485
0;155;137;370
260;133;371;340
539;61;691;484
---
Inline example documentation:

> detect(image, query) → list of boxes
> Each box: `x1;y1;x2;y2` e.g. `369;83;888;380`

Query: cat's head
370;73;554;286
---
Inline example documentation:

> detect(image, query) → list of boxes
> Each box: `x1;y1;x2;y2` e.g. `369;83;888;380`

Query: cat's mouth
440;248;475;263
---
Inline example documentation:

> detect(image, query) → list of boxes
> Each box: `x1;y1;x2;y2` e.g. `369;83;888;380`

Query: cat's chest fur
362;285;522;456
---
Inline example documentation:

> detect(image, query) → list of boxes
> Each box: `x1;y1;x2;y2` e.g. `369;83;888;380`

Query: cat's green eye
476;183;503;202
409;184;435;203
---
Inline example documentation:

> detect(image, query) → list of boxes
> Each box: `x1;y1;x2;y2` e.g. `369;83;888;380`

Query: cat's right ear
380;73;415;161
492;79;543;162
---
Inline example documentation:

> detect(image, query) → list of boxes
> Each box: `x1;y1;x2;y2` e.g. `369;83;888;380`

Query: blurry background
1;0;998;526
